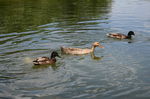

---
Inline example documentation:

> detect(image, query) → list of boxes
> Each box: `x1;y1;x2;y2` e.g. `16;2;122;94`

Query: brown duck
33;51;60;65
61;42;104;55
107;31;135;39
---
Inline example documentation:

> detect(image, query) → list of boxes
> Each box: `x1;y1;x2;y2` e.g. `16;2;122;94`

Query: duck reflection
90;52;103;61
32;64;59;70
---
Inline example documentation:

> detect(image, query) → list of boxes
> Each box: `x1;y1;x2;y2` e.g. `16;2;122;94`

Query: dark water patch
1;49;46;56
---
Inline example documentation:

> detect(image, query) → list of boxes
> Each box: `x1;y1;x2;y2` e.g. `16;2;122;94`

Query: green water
0;0;150;99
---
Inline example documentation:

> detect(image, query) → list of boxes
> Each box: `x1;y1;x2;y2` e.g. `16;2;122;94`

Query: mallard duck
33;51;60;65
61;42;104;55
106;31;135;39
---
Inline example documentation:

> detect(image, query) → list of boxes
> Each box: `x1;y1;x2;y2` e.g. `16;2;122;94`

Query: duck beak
99;45;104;48
57;55;61;58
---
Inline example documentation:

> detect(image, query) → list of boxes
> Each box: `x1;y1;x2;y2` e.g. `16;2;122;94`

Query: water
0;0;150;99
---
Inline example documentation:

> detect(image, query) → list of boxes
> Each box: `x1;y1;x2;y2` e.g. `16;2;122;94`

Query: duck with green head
107;31;135;39
33;51;61;65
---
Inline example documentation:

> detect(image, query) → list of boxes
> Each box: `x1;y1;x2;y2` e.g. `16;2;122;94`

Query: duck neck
50;55;56;59
51;58;56;62
91;46;96;52
127;35;132;39
51;57;56;59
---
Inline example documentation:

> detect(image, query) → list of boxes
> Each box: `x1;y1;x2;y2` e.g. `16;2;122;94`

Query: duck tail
33;62;40;65
33;61;37;63
33;59;38;62
106;33;111;36
33;59;39;65
60;46;65;52
33;61;39;65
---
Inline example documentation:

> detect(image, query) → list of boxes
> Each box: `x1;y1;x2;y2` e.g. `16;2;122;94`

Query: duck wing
61;47;83;52
33;57;51;65
66;47;83;51
61;46;91;54
33;57;49;62
107;33;127;39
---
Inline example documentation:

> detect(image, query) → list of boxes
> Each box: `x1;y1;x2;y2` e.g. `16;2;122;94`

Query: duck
106;31;135;39
33;51;61;65
61;42;104;55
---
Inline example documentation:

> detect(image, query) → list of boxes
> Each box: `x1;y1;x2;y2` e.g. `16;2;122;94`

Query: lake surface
0;0;150;99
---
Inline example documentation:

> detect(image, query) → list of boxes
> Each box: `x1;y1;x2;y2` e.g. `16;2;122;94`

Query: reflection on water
0;0;150;99
90;52;103;61
0;0;111;34
32;63;60;71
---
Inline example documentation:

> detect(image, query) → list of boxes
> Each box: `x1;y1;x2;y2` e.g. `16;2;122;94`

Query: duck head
128;31;135;36
92;42;104;48
127;31;135;39
51;51;61;58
